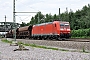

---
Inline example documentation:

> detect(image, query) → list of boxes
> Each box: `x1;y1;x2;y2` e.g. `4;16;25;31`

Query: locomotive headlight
60;28;64;30
68;32;70;33
58;34;60;35
67;29;70;31
60;32;62;33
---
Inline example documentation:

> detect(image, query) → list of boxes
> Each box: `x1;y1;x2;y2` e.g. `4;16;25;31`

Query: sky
0;0;90;24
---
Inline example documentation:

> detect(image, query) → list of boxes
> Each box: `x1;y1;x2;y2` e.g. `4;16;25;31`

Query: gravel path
0;39;90;60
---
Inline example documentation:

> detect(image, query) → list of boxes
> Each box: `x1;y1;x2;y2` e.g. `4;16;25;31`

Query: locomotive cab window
65;24;69;26
60;24;64;26
65;24;69;28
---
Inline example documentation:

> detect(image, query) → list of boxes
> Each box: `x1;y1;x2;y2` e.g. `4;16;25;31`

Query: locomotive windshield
65;24;69;27
60;24;64;26
60;23;70;28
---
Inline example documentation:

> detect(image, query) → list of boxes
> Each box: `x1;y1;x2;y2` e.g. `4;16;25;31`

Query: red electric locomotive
32;21;71;40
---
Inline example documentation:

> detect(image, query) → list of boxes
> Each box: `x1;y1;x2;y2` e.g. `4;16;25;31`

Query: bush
71;28;90;38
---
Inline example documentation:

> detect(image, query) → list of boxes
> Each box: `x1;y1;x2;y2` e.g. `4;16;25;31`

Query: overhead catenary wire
17;16;30;23
15;0;43;11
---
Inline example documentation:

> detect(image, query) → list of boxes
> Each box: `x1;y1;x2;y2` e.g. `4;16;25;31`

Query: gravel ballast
0;39;90;60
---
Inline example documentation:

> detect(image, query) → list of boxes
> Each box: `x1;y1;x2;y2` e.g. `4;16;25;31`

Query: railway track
31;38;90;42
65;38;90;42
7;38;90;42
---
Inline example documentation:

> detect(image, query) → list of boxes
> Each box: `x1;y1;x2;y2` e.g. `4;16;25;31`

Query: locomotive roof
35;22;53;26
33;21;69;26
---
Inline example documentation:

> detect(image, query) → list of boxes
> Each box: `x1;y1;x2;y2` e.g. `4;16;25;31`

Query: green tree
20;22;27;27
27;4;90;30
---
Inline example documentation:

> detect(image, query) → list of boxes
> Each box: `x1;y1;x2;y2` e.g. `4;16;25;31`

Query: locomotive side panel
32;25;39;36
32;22;60;39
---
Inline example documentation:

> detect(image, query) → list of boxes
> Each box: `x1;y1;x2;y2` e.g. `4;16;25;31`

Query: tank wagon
6;21;71;40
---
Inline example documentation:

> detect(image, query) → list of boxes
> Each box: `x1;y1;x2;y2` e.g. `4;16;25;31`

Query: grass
18;42;59;50
71;36;90;39
1;39;12;43
1;39;90;53
60;49;69;51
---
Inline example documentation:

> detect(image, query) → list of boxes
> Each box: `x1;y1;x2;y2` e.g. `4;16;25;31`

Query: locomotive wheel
56;37;61;40
49;37;53;40
38;36;42;40
62;38;65;40
43;36;47;40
